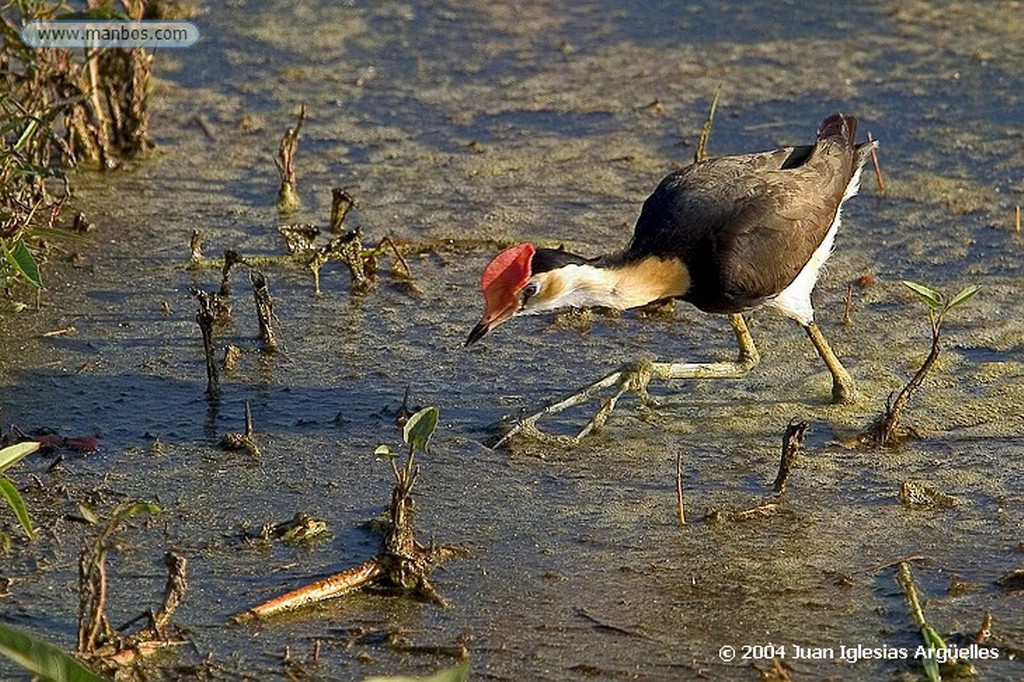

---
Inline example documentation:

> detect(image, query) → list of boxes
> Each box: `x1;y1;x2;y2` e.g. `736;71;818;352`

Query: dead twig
190;288;220;397
189;229;203;265
867;131;884;192
842;282;853;326
232;560;382;622
694;85;721;164
773;420;807;495
675;450;686;526
220;401;259;456
219;249;247;295
250;269;278;353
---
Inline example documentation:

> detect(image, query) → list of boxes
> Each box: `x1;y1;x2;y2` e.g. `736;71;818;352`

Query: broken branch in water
219;249;248;296
189;288;221;397
249;269;278;353
220;401;259;457
773;419;807;495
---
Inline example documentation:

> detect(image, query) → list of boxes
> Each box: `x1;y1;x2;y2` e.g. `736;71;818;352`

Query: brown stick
250;269;278;352
675;450;686;526
773;420;807;495
232;560;382;622
384;235;413;279
873;317;941;445
842;282;853;327
1015;204;1021;233
154;551;188;634
867;131;884;192
191;289;219;396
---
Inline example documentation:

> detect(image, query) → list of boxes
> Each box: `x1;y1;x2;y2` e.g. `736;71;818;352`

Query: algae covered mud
1;1;1022;679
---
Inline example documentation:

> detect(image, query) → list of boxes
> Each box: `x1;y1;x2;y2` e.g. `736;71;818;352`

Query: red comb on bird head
480;243;535;318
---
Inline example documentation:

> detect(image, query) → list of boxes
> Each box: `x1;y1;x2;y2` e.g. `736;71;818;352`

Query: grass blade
0;477;35;539
0;441;41;473
0;621;107;682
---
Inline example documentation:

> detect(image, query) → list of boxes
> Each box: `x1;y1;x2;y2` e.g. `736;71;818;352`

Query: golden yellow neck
532;256;691;312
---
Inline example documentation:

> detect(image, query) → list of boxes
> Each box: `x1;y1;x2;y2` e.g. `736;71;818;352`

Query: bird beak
465;320;491;346
465;304;517;346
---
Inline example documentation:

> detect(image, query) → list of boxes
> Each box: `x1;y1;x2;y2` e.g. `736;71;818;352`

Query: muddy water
1;1;1023;680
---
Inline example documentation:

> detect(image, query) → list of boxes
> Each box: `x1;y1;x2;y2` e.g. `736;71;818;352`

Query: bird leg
802;321;857;404
494;314;760;447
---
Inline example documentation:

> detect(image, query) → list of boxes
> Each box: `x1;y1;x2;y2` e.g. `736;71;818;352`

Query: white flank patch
767;164;866;326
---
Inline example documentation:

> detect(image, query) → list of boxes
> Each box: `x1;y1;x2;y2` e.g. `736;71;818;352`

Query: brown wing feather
625;114;862;314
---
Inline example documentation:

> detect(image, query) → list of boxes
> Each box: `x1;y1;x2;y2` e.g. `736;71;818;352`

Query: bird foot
493;360;656;448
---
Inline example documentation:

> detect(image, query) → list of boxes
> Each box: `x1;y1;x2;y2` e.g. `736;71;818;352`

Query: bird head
465;243;591;346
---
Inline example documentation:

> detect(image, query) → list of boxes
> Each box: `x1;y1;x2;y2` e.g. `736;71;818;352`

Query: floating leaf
0;621;106;682
0;441;41;473
402;406;439;454
0;478;34;540
947;284;980;309
374;444;394;459
902;280;942;309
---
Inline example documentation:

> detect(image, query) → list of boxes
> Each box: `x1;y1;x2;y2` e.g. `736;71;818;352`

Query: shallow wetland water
1;1;1023;680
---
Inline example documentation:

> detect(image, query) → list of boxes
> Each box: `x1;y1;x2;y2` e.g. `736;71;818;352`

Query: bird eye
521;282;540;300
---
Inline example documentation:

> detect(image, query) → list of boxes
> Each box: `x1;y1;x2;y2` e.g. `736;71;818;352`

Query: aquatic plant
234;406;464;620
871;280;979;445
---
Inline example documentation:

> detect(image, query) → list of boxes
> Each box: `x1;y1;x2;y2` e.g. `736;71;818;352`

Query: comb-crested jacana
467;113;876;444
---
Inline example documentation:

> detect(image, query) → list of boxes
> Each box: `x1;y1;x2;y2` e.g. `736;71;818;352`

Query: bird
466;113;877;443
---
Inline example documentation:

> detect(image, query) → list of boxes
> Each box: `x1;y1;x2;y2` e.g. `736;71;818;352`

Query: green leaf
947;284;980;309
402;406;439;454
374;444;394;458
2;240;43;289
13;118;39;152
364;662;469;682
0;621;107;682
0;477;35;540
0;441;41;474
919;625;947;682
902;280;942;309
109;500;161;526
